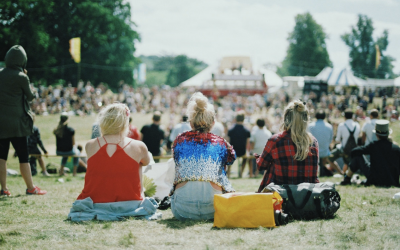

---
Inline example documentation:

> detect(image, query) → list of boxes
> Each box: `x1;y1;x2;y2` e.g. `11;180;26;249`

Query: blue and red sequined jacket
172;131;236;193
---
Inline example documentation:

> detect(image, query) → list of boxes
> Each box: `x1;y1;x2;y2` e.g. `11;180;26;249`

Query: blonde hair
281;100;313;161
97;103;130;137
187;92;215;132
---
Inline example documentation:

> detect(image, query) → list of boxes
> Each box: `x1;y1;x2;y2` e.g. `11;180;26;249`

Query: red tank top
77;137;142;203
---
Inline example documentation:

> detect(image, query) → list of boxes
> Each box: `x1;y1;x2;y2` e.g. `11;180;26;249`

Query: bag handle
313;197;324;218
283;184;315;210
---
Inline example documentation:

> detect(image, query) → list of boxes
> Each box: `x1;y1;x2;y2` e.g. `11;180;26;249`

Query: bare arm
250;141;255;152
72;135;75;147
140;143;151;166
361;132;366;145
246;138;251;154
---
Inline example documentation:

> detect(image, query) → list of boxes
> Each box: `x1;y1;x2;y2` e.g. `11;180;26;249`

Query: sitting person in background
127;117;140;140
75;145;87;173
28;115;50;176
54;113;79;176
256;100;319;192
328;109;360;175
340;120;400;187
171;92;236;221
68;103;159;221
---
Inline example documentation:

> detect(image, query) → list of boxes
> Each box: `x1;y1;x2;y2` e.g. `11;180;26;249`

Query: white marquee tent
316;67;366;87
179;66;215;87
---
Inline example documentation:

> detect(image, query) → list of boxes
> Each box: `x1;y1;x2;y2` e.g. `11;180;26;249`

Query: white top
250;126;272;154
169;122;191;142
361;118;378;146
211;121;225;137
335;119;361;146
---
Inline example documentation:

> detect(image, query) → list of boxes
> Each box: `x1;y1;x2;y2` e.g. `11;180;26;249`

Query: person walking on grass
0;45;47;196
340;120;400;187
308;110;334;177
140;111;165;162
228;111;251;178
250;118;272;177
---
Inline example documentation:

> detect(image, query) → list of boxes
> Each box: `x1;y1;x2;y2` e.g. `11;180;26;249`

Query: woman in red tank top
77;103;150;203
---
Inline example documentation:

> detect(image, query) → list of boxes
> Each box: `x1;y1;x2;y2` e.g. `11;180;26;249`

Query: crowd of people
1;45;400;224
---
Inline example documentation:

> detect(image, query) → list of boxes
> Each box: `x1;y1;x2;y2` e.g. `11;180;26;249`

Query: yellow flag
69;37;81;63
375;44;380;69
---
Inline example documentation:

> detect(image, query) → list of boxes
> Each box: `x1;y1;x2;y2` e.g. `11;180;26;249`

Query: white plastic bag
143;158;175;199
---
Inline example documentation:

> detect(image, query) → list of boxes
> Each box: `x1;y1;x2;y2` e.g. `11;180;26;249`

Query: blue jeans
57;149;79;166
171;181;222;221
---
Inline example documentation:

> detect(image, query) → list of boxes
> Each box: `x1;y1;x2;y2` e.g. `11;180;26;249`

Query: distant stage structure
180;56;282;96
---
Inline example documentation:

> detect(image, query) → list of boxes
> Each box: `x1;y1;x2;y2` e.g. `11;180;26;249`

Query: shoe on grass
41;171;51;177
26;186;47;195
338;176;352;186
1;189;11;197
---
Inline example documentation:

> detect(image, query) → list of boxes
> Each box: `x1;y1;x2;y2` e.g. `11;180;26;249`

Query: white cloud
130;0;400;73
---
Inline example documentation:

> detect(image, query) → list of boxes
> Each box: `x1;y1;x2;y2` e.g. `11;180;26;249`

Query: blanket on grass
68;197;162;221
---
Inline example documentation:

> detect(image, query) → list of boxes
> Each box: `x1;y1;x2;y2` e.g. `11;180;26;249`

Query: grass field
1;111;400;249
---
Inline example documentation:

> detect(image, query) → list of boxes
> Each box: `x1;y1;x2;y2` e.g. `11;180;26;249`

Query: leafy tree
0;0;140;90
139;55;207;87
342;15;396;79
277;12;332;77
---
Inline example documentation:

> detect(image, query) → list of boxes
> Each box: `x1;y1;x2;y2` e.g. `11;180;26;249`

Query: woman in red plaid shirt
256;100;319;192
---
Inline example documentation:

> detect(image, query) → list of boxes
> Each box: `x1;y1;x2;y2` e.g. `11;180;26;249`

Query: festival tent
395;76;400;87
179;66;215;87
316;67;366;87
259;68;283;93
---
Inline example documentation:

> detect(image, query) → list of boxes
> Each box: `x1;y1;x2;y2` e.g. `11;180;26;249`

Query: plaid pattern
256;130;319;192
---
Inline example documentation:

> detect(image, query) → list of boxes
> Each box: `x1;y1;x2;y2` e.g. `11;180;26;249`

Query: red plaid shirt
256;130;319;192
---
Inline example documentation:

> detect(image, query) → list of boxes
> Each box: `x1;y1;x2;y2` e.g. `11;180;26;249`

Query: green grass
1;112;400;249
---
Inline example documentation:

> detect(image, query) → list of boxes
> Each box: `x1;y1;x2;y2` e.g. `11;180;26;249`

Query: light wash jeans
171;181;222;221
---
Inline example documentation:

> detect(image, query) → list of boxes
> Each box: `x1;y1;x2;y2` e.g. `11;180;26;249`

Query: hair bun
195;97;207;112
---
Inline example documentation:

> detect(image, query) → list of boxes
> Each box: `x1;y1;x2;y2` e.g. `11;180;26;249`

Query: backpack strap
283;184;315;210
313;197;324;218
344;123;356;135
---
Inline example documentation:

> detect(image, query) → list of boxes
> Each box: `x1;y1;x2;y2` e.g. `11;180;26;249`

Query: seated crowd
1;45;399;223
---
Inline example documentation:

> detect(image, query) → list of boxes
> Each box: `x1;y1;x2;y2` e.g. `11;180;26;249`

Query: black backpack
343;124;357;155
262;182;341;220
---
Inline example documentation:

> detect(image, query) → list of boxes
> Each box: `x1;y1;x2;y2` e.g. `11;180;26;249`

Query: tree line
277;13;397;79
0;0;140;91
139;55;207;87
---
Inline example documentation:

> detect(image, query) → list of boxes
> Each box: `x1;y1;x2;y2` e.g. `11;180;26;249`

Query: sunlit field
1;110;400;249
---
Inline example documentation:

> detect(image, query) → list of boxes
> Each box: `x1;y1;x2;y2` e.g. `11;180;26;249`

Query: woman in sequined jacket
171;92;236;220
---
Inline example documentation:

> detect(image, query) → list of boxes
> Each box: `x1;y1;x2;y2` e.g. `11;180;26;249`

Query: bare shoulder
126;139;147;151
86;138;100;157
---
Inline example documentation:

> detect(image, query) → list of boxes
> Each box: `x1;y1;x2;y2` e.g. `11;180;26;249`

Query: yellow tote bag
213;192;281;228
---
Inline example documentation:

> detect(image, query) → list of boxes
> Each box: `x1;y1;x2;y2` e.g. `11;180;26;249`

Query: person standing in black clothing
340;120;400;187
140;111;165;162
28;116;50;176
228;111;251;178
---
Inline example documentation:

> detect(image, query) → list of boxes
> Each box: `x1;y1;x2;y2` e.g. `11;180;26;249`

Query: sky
129;0;400;74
